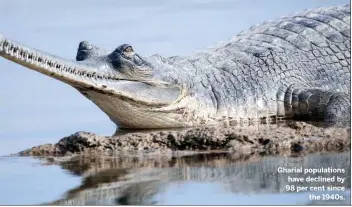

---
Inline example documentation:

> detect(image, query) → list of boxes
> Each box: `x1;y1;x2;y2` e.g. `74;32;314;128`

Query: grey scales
0;4;350;129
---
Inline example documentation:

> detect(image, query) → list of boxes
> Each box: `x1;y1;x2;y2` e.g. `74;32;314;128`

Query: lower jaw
114;119;188;129
79;89;188;129
110;110;189;129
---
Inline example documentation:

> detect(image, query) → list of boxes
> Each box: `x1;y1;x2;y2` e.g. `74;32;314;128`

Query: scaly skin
0;5;350;129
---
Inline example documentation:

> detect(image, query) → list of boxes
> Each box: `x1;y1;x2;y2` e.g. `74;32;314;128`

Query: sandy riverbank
18;121;350;157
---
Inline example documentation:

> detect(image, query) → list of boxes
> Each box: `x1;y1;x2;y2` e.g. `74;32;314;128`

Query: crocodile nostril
78;41;93;50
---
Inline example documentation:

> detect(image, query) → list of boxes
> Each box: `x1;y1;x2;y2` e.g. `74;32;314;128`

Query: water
0;156;81;205
0;0;350;205
0;151;350;205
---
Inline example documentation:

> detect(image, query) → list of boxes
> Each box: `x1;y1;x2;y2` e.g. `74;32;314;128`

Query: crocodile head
0;35;200;129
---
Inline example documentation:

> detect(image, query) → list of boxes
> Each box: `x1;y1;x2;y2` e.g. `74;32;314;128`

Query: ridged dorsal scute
230;5;350;52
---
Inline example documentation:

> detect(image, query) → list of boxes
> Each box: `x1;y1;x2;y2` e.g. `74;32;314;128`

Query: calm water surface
0;151;350;205
0;0;350;205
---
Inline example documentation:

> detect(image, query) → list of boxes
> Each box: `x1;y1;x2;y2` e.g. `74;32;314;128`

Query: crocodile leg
284;87;350;126
324;92;350;126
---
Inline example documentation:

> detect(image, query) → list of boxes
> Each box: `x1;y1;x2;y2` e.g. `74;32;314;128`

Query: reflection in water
47;152;350;205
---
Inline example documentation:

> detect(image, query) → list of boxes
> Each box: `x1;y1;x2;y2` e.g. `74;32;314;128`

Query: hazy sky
0;0;349;155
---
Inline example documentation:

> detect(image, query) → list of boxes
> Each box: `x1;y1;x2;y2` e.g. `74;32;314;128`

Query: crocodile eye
117;44;134;58
122;46;134;59
112;44;149;68
124;46;133;53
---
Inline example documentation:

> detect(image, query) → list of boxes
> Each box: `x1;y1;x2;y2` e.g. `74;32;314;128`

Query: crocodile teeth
14;47;20;57
31;54;37;64
24;51;29;62
4;42;10;55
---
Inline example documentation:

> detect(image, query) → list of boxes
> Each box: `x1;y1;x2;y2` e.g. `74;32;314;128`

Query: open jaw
0;35;184;128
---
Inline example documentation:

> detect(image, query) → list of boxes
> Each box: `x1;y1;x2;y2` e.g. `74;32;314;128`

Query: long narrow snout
0;34;182;107
0;34;117;89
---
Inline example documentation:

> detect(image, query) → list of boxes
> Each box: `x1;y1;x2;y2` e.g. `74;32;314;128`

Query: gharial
0;5;350;129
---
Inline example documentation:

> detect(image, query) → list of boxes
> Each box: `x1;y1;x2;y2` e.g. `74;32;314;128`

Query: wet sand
18;121;350;157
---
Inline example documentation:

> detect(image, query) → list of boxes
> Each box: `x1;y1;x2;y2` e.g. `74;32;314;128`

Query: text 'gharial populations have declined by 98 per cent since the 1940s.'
277;166;347;201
